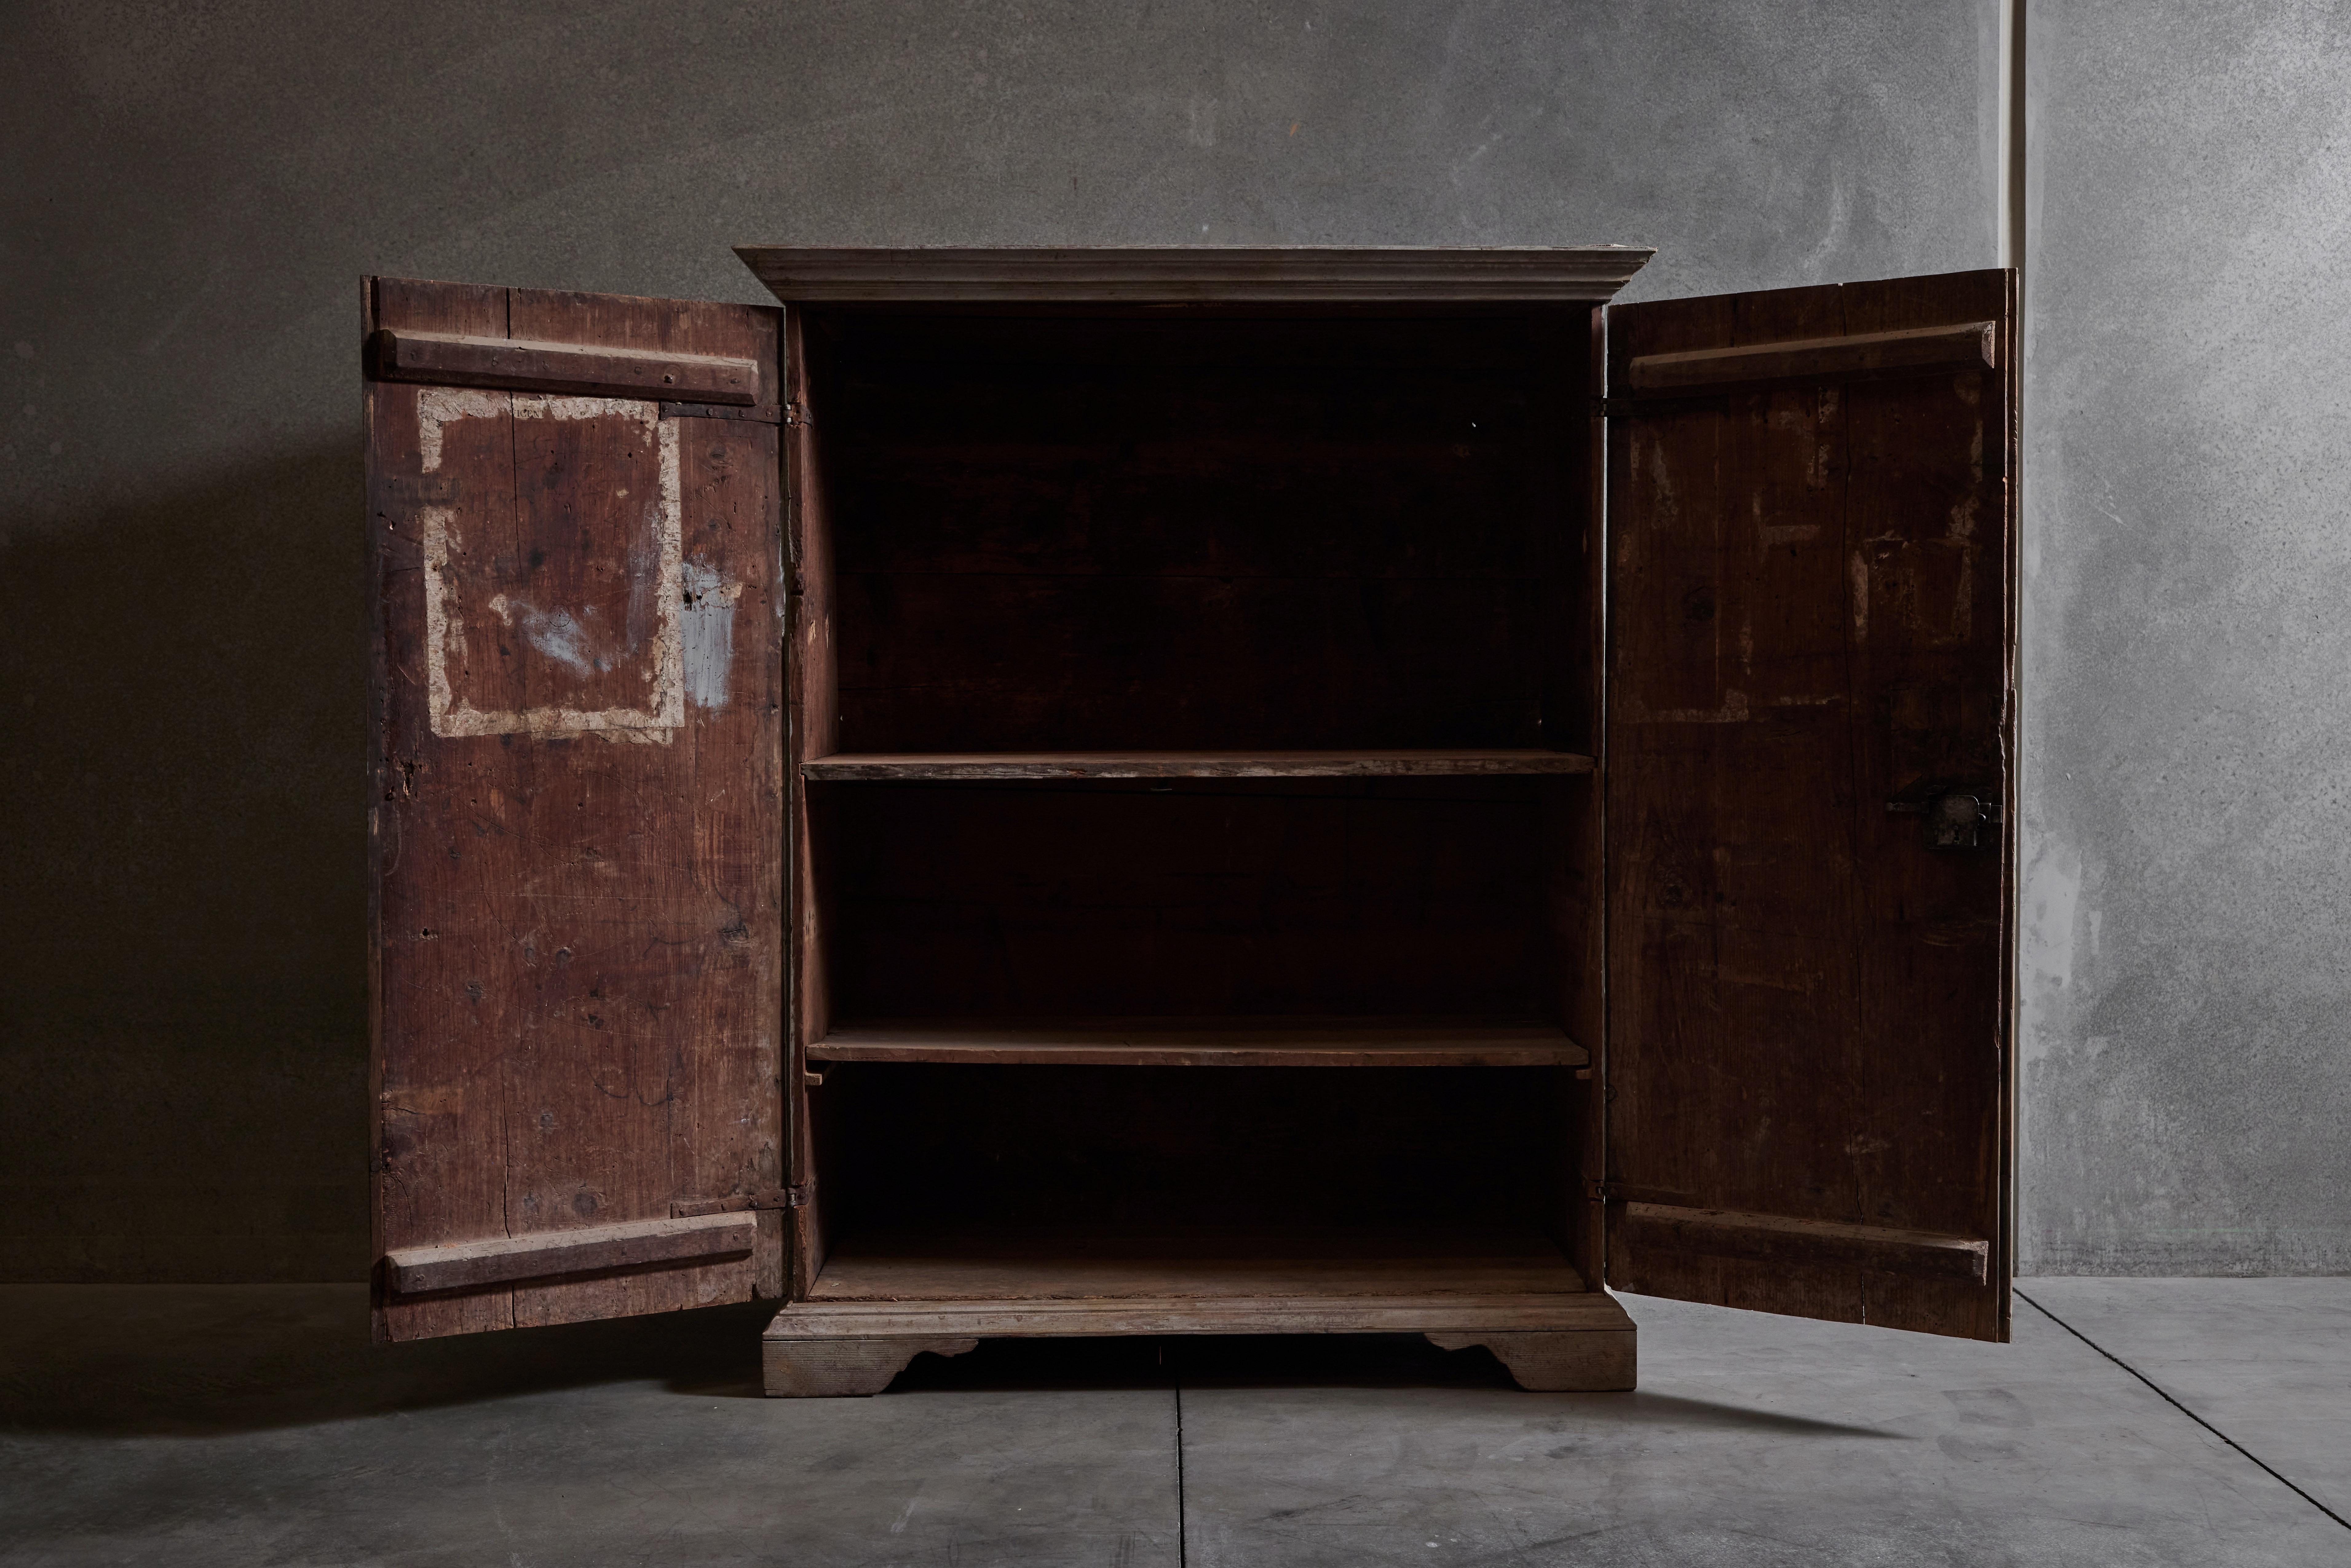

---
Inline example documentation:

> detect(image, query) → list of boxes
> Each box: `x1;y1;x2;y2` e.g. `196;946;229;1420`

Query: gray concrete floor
1;1283;2344;1566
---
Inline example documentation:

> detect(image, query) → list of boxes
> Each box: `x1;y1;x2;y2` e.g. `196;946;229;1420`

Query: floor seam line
1173;1369;1188;1568
2015;1286;2351;1534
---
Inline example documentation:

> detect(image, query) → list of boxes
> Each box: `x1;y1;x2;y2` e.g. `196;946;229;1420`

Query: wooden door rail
801;750;1597;781
1617;1202;1990;1284
367;328;762;404
1625;320;1997;394
382;1212;757;1294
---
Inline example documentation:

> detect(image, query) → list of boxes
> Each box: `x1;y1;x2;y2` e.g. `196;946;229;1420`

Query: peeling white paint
416;387;505;472
681;560;742;710
487;594;599;677
417;393;684;740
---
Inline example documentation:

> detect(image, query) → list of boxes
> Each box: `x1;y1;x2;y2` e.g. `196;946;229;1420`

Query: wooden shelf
808;1018;1588;1068
801;750;1596;781
804;1228;1592;1303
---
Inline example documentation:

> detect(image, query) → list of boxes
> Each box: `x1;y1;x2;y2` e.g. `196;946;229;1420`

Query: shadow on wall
0;445;372;1282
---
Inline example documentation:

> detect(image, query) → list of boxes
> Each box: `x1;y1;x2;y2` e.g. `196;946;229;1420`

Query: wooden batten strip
368;328;761;405
1619;1202;1990;1284
1625;320;1998;393
384;1212;757;1294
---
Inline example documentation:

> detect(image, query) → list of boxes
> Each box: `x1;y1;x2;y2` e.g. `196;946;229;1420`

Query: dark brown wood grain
368;328;761;404
1617;1203;1988;1283
510;282;783;422
1602;269;2016;1341
1626;320;1997;393
784;305;840;1297
366;276;785;1341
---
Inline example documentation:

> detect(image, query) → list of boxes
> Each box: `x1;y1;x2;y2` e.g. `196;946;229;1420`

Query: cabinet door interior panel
366;277;786;1342
1604;269;2016;1342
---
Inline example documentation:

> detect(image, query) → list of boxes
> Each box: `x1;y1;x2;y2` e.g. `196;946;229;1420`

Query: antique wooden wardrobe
365;248;2016;1396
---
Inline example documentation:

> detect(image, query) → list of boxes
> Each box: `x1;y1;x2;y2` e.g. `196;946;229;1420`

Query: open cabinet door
1603;270;2016;1341
366;276;786;1341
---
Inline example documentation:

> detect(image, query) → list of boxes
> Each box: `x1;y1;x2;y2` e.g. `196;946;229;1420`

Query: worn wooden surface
783;305;839;1298
1626;319;1997;392
801;750;1593;781
808;1019;1585;1068
1618;1202;1989;1284
367;276;785;1341
384;1212;757;1294
806;1230;1589;1301
368;328;761;404
819;779;1555;1020
766;1292;1632;1341
1424;1329;1637;1391
763;1336;979;1397
738;244;1653;303
1604;269;2017;1341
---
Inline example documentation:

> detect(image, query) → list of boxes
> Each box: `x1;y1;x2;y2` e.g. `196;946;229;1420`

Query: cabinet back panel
818;778;1556;1020
813;311;1581;751
820;1064;1567;1234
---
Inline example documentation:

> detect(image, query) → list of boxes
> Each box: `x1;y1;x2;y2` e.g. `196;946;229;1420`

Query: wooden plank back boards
1603;270;2017;1339
365;277;785;1340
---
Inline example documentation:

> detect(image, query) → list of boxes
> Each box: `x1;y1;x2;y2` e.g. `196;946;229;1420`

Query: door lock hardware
1887;788;2003;849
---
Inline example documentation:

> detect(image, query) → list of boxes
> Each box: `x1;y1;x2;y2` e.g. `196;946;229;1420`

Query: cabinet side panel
784;306;840;1296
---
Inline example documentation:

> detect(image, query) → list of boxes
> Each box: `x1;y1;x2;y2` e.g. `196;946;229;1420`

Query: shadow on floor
0;1285;772;1437
4;1287;1910;1444
886;1331;1516;1394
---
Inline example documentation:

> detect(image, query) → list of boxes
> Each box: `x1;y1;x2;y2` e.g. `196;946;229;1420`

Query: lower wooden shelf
804;1227;1591;1301
808;1018;1588;1068
802;749;1597;781
761;1230;1634;1396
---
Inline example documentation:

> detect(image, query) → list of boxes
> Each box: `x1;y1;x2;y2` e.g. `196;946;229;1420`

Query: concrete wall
2017;0;2351;1273
6;2;2010;1280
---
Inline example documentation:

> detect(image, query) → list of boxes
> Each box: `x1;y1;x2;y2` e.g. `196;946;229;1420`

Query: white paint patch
417;393;684;740
416;387;506;472
487;594;598;677
680;560;742;710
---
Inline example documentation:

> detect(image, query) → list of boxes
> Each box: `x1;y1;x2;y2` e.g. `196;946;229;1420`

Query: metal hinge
1887;787;2005;850
670;1184;811;1218
781;401;811;427
1585;1179;1624;1204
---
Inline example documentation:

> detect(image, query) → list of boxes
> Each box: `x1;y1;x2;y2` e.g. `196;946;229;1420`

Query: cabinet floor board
804;1228;1589;1302
803;750;1596;781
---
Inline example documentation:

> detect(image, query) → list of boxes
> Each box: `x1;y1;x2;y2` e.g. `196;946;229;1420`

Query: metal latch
1887;788;2003;849
670;1184;810;1218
